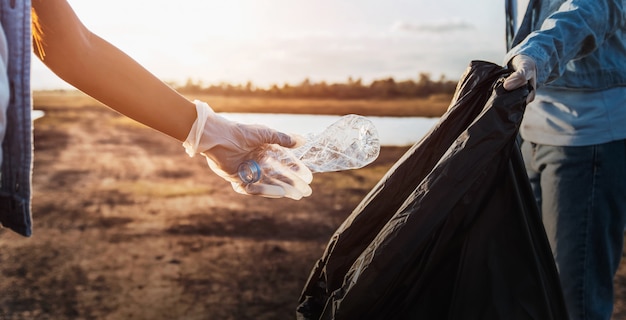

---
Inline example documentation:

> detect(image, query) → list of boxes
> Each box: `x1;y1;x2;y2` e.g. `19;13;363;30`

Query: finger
526;89;536;104
258;176;310;200
259;169;312;200
265;155;313;185
272;132;297;148
232;180;292;199
289;134;307;148
237;163;310;199
286;159;313;184
243;183;287;198
246;178;305;200
503;72;528;91
530;76;537;99
230;182;253;196
257;127;297;148
276;174;312;198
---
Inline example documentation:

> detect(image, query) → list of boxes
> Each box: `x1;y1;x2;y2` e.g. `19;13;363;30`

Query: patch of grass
34;90;451;117
34;90;105;109
104;180;214;198
186;93;451;117
107;115;150;130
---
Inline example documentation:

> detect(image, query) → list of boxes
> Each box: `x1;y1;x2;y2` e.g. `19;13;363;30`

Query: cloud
31;23;500;90
148;28;506;88
218;33;503;86
392;19;475;33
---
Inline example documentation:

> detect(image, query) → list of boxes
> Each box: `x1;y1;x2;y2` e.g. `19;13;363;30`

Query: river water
32;110;439;147
220;113;440;147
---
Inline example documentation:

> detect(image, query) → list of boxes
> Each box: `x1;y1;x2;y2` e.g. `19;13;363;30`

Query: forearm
32;0;196;141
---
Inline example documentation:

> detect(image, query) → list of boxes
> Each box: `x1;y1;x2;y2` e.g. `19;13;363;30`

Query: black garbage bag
296;61;568;320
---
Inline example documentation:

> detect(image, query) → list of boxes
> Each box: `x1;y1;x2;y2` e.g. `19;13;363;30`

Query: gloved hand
183;100;313;200
503;54;537;103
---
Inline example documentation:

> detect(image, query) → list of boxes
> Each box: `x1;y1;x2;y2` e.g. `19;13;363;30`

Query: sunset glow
32;0;505;90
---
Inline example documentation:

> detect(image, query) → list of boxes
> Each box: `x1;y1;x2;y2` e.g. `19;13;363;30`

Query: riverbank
33;89;452;117
0;92;624;319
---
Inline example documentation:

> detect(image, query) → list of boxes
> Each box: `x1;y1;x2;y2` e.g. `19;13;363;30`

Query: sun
68;0;256;41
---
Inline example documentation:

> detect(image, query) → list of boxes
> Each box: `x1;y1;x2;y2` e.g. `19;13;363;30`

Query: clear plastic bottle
237;114;381;184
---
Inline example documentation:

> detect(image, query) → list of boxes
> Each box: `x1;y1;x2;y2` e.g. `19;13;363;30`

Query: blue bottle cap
238;160;262;184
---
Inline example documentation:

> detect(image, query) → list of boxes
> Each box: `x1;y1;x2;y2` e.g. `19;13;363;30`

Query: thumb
503;70;536;103
503;70;530;91
261;129;298;148
274;132;297;148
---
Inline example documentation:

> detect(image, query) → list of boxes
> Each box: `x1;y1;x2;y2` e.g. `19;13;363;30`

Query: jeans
521;140;626;320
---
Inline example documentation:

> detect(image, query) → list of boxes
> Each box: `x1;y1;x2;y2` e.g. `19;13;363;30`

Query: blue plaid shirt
0;0;33;237
506;0;626;146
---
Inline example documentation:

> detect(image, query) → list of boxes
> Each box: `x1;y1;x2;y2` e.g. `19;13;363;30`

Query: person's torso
521;85;626;146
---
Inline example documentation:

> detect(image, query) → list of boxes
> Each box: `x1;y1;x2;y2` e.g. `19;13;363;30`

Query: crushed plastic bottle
238;114;381;184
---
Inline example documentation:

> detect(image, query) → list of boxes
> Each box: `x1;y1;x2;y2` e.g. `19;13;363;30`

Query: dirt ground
1;102;625;319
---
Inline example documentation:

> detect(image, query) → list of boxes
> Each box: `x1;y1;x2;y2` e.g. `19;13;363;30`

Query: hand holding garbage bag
183;100;313;200
296;61;568;320
504;55;537;103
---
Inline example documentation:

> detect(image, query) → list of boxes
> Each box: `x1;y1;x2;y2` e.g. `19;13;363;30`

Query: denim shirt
505;0;626;147
505;0;626;89
0;0;33;237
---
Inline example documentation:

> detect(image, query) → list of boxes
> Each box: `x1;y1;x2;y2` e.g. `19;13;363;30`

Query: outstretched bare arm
32;0;196;142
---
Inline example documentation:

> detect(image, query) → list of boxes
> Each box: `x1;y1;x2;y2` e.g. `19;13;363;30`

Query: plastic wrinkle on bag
296;61;568;320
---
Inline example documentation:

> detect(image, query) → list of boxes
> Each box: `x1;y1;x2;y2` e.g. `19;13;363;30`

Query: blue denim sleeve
0;0;33;237
505;0;626;85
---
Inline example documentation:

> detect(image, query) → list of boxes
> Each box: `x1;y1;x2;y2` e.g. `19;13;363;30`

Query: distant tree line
172;73;458;99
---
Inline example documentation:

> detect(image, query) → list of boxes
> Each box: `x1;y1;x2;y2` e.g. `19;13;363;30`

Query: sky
32;0;506;90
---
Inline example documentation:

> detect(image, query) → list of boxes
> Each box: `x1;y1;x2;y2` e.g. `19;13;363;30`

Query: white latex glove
183;100;313;200
503;54;537;103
